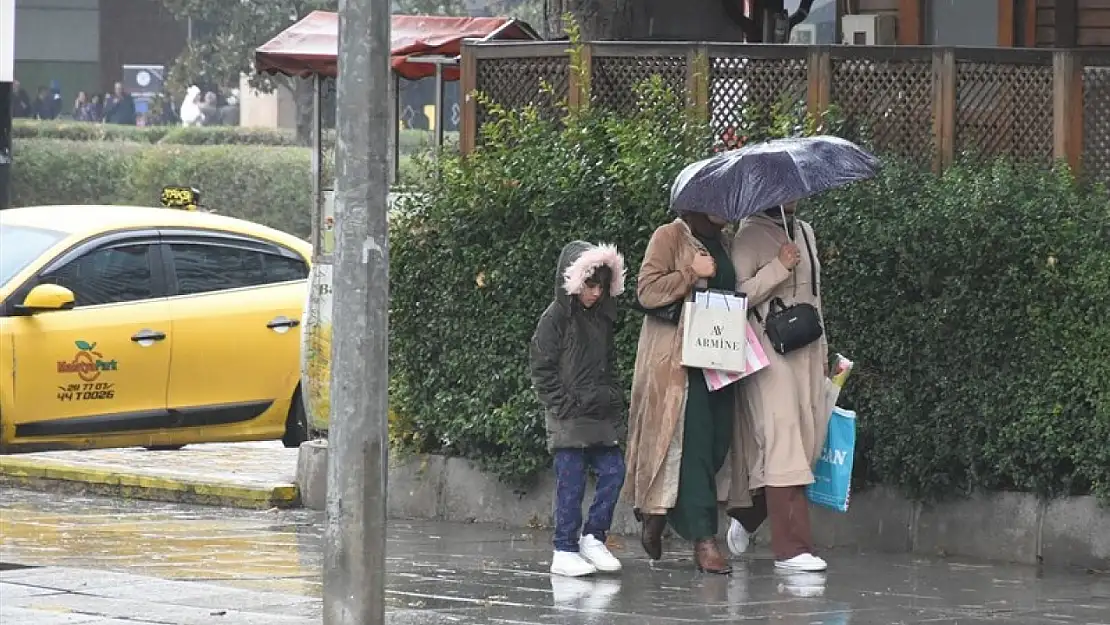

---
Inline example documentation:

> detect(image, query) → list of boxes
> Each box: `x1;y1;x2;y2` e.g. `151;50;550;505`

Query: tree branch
720;0;761;41
789;0;815;28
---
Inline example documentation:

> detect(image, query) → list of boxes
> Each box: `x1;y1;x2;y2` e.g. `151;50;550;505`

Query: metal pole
391;72;400;185
434;63;444;152
324;0;390;622
0;81;11;211
310;75;322;255
1;0;13;211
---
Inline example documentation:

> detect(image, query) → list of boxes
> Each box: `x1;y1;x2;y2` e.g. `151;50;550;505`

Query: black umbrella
669;135;880;222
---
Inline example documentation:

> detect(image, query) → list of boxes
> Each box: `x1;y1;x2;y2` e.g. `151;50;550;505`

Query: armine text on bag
694;325;745;351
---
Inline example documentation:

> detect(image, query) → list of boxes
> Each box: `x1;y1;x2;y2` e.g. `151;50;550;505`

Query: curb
0;457;299;510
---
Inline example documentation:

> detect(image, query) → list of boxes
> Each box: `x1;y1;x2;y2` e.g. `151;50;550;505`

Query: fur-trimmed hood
554;241;626;313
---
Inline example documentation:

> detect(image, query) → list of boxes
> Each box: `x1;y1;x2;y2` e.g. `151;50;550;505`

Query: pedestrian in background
529;241;628;578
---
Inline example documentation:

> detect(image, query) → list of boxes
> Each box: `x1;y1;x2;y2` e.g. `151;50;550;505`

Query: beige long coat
624;219;745;515
724;213;831;496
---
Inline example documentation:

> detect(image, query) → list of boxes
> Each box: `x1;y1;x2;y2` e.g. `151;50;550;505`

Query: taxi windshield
0;224;68;287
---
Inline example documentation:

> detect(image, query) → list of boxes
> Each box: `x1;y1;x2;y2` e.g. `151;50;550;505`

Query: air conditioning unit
842;14;897;45
790;23;817;45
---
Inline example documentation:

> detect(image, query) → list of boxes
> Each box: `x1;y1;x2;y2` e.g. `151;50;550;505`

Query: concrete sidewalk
0;442;298;509
1;566;320;625
2;488;1108;625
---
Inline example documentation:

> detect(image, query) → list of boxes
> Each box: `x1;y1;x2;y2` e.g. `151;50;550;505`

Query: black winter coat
529;241;627;450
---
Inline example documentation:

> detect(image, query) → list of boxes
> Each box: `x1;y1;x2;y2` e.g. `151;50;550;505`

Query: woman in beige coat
623;212;738;574
725;202;831;573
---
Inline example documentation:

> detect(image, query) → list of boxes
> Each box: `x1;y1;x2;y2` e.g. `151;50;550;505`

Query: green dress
667;235;737;542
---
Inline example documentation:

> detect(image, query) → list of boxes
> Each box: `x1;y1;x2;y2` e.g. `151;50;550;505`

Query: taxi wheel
282;391;309;448
144;445;186;451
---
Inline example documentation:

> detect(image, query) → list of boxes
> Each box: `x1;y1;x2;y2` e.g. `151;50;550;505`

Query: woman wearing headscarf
623;211;739;574
724;201;830;573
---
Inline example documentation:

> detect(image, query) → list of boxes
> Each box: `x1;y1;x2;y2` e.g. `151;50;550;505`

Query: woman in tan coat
725;202;830;573
623;212;737;574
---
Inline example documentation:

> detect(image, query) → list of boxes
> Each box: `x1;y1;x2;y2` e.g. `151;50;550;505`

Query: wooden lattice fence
1084;65;1110;186
459;42;1110;186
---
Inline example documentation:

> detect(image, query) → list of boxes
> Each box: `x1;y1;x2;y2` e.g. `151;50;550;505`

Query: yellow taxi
0;193;312;453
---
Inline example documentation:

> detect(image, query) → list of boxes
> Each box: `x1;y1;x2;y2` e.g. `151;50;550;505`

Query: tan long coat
725;213;831;496
624;219;744;514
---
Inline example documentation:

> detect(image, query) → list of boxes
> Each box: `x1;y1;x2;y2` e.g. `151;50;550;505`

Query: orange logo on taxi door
56;340;119;382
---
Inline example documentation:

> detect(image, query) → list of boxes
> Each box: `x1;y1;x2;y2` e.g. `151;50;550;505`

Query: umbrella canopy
670;136;880;222
254;11;541;81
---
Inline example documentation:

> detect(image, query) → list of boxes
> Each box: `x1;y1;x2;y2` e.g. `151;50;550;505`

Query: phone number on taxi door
57;382;115;401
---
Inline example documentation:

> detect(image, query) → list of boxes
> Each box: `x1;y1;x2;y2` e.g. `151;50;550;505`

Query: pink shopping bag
704;324;770;391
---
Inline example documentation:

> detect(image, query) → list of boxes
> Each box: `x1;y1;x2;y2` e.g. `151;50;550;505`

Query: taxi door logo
56;340;118;401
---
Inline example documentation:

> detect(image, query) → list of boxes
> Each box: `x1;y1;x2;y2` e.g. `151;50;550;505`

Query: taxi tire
282;391;309;448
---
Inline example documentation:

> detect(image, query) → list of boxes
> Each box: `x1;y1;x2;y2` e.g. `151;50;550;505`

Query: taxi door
5;238;173;447
161;234;308;441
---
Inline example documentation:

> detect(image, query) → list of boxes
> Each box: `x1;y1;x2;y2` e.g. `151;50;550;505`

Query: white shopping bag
681;289;749;373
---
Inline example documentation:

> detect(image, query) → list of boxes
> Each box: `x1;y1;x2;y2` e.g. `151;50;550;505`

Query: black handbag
754;225;824;355
763;297;823;355
628;296;683;325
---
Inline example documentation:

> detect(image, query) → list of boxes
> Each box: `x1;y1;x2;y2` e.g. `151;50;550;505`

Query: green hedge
11;139;313;238
13;119;459;154
388;77;1110;501
11;134;430;235
808;162;1110;500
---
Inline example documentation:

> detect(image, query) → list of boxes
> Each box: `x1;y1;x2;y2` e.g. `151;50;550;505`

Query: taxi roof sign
161;186;201;210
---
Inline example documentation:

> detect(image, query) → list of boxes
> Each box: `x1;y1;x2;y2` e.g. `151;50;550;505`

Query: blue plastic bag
806;407;857;513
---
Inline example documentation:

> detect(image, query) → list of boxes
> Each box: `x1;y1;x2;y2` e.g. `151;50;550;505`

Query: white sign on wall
0;0;14;83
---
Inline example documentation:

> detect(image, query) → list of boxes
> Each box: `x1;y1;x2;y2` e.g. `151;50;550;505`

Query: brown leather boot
694;538;732;574
640;514;667;560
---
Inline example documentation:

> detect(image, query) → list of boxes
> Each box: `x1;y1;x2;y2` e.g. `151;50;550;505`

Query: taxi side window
171;244;265;296
264;254;309;283
41;245;155;307
170;243;307;296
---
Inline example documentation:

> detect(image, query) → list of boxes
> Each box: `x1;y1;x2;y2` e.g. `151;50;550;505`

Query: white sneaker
726;519;750;556
550;550;597;577
774;553;828;572
579;534;622;572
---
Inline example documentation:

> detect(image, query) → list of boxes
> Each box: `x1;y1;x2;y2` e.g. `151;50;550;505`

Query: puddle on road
0;498;323;596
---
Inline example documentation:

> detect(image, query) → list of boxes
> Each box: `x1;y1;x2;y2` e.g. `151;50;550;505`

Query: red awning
255;11;540;81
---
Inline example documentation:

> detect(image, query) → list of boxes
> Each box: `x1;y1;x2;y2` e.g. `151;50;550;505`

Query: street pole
323;0;391;621
0;82;11;211
1;0;15;211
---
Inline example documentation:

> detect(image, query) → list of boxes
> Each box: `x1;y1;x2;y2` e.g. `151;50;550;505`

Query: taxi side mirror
15;284;76;315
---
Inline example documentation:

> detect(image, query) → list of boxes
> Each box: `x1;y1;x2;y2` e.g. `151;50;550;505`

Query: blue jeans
552;446;626;552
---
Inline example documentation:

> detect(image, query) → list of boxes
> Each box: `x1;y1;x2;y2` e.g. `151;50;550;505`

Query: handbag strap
798;224;818;298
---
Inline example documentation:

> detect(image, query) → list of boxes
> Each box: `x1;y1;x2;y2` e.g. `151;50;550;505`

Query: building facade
13;0;184;114
857;0;1110;47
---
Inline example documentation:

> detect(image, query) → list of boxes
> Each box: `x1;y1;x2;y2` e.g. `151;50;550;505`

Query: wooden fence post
932;48;956;173
459;41;478;155
568;43;592;111
807;46;831;124
1053;49;1084;173
686;44;710;121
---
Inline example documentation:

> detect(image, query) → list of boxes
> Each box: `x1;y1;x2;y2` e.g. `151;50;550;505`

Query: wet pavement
0;441;298;509
0;442;297;486
1;488;1108;624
